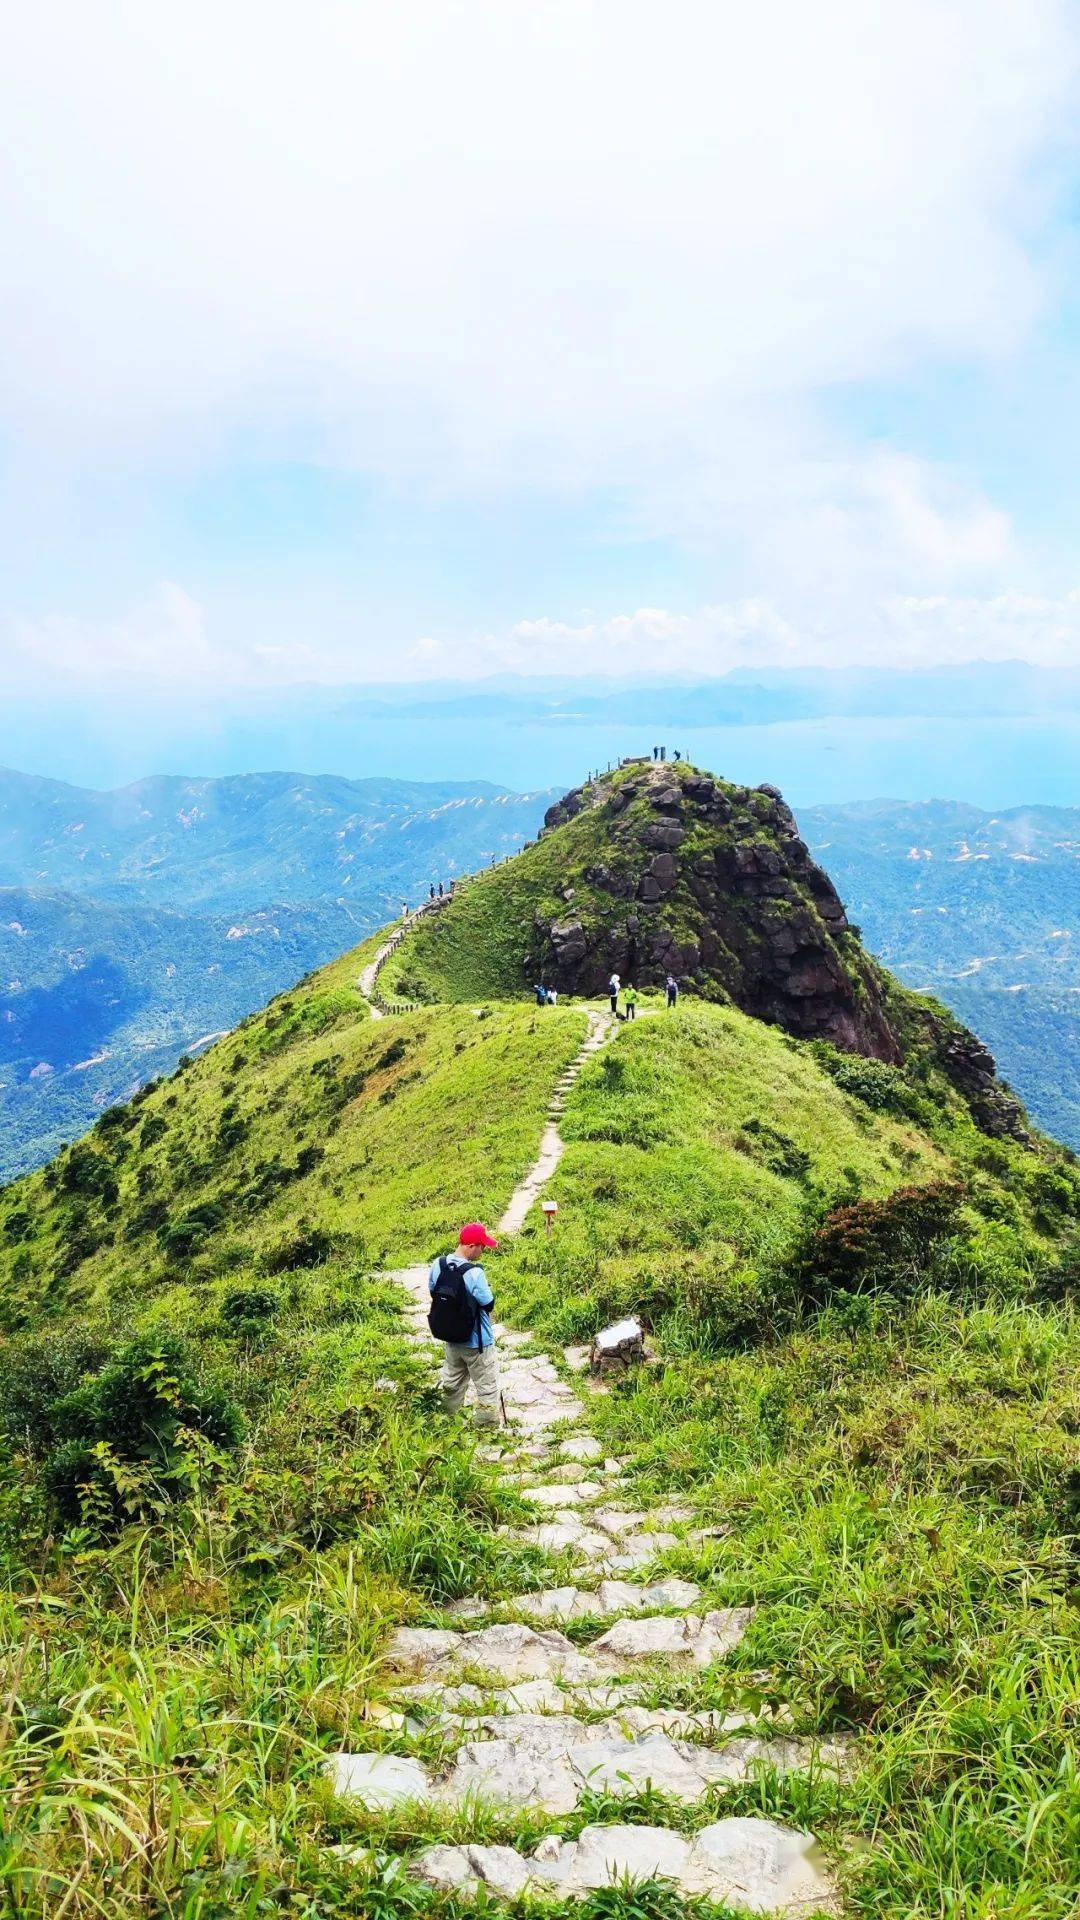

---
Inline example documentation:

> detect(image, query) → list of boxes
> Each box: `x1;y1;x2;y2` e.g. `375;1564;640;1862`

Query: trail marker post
542;1200;558;1236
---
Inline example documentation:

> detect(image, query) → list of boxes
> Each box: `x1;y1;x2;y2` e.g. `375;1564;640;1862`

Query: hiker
438;881;444;899
608;971;621;1015
673;748;681;761
547;985;558;1006
428;1224;500;1427
401;900;409;919
624;982;638;1020
429;884;436;901
534;981;548;1006
665;973;679;1008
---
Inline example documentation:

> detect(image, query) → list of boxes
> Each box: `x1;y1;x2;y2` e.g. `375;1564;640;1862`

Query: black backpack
428;1255;486;1346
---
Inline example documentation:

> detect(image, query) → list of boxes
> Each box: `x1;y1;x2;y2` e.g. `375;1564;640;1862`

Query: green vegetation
0;775;1077;1916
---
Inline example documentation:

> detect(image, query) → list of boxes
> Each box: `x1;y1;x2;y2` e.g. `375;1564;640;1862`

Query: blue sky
3;1;1080;703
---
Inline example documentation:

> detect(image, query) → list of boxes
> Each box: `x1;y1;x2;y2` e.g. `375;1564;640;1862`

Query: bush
796;1179;967;1302
42;1334;243;1526
158;1201;228;1260
0;1327;109;1452
221;1283;281;1343
58;1144;118;1207
812;1043;925;1122
262;1227;334;1273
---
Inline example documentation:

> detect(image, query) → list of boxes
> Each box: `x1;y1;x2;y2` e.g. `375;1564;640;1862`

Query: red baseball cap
459;1222;499;1249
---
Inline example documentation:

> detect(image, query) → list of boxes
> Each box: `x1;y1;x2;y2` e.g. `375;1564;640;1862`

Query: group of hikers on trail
608;972;679;1016
533;982;560;1005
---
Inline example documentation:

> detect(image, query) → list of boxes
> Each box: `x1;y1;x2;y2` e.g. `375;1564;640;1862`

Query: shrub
58;1143;118;1206
0;1327;109;1452
43;1334;243;1526
812;1043;925;1121
262;1226;334;1273
221;1283;281;1342
796;1179;967;1302
158;1201;228;1260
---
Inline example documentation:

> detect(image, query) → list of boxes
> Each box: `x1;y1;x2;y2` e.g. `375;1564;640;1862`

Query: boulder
589;1317;645;1374
550;918;589;963
641;820;685;851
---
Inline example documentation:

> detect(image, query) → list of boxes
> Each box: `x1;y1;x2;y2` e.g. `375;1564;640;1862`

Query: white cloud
4;583;218;686
1;1;1078;692
1;1;1073;493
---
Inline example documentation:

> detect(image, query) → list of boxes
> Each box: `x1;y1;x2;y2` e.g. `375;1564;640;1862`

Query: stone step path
357;894;446;1018
330;971;839;1913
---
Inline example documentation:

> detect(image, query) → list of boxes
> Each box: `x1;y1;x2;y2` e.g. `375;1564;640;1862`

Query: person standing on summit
427;1224;501;1427
608;971;621;1016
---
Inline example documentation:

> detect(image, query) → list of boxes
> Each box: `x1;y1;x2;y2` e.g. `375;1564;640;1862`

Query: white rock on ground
509;1577;702;1621
385;1621;605;1683
325;1752;430;1808
590;1317;646;1371
591;1607;754;1666
559;1434;604;1462
414;1817;838;1911
520;1480;605;1507
411;1820;834;1912
434;1725;755;1816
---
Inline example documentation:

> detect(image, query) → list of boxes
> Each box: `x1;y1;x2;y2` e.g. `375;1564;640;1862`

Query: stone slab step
505;1577;703;1621
384;1609;753;1685
413;1818;838;1911
328;1723;842;1819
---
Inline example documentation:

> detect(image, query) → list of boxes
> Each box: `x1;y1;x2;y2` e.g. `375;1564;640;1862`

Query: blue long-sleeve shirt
428;1253;495;1348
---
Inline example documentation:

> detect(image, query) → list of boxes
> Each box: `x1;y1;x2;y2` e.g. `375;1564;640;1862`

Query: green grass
0;888;1078;1916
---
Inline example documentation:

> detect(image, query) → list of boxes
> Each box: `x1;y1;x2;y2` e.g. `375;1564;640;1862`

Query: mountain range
1;757;1078;1916
0;768;556;1178
3;767;1078;1179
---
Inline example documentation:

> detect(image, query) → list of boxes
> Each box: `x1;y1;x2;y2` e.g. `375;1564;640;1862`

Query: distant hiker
652;746;659;761
624;983;639;1020
665;973;679;1008
547;985;559;1006
401;900;409;919
673;749;681;761
608;971;621;1015
429;884;436;901
534;982;548;1006
660;746;667;762
428;1224;500;1427
438;881;444;899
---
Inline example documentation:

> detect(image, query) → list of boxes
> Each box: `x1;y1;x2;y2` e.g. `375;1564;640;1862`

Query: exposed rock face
537;766;903;1063
932;1021;1031;1141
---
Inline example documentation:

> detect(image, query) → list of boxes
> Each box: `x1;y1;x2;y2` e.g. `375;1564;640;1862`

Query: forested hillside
805;799;1080;1145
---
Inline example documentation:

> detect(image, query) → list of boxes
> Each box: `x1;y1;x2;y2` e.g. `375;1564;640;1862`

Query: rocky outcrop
532;766;903;1063
933;1024;1031;1141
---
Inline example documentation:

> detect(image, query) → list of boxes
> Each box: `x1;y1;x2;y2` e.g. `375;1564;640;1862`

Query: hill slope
382;759;1027;1139
0;768;555;1177
0;775;1078;1918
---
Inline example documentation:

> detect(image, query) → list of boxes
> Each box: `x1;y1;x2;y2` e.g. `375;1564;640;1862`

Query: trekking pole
500;1390;508;1427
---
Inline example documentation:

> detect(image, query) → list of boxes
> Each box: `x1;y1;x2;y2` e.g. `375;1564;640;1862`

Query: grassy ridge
0;902;1077;1914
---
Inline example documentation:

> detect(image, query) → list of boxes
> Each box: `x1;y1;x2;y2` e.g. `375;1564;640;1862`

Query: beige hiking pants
440;1341;501;1427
